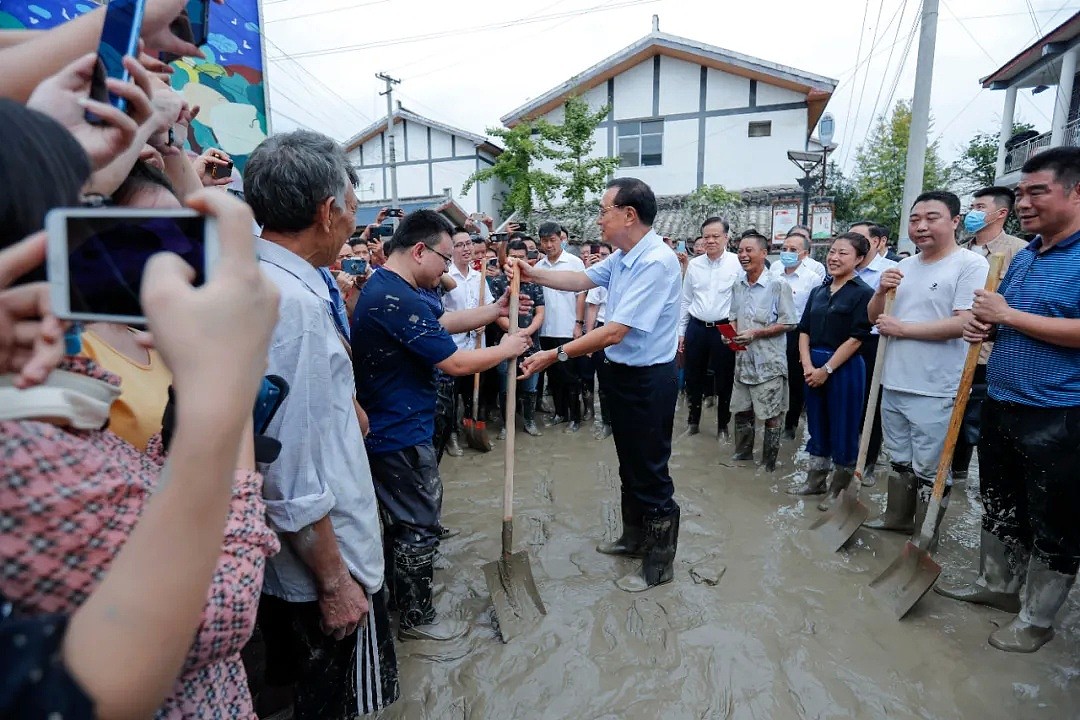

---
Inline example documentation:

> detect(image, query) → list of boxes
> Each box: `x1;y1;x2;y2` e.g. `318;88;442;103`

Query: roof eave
979;11;1080;88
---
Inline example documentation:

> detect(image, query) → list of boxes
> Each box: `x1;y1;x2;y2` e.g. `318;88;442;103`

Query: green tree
461;120;564;217
822;161;859;228
850;99;951;233
553;96;621;208
949;121;1036;194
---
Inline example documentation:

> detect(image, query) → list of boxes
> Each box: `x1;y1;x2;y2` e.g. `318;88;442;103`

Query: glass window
641;134;662;166
617;120;663;167
748;121;772;138
618;121;640;137
618;136;640;167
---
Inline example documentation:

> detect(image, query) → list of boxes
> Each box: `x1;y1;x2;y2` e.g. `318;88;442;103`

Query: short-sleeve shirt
798;277;874;350
731;272;799;384
770;261;823;319
882;248;989;397
443;263;494;351
488;273;545;348
987;230;1080;407
584;230;682;366
586;285;608;324
537;250;585;338
352;268;459;455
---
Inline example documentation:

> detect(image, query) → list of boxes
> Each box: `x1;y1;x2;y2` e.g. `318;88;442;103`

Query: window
617;120;664;167
748;121;772;138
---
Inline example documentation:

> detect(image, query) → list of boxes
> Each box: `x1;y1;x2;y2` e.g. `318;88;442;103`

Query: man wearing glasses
516;178;683;593
352;210;529;642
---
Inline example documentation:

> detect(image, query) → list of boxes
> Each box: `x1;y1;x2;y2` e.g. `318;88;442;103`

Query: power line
1023;0;1042;34
839;0;901;164
837;0;872;166
264;0;389;24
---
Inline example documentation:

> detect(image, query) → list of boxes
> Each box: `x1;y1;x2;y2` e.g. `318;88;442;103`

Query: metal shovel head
462;419;492;452
810;492;870;552
482;550;546;643
868;540;942;620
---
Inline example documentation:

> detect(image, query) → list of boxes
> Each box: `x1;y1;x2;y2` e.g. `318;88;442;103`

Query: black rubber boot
616;505;680;592
989;557;1076;654
582;389;594;420
394;546;467;641
910;480;952;554
762;425;782;472
788;457;831;495
863;466;917;533
522;392;542;436
731;418;755;461
597;495;645;558
817;465;855;511
935;528;1026;613
687;401;702;429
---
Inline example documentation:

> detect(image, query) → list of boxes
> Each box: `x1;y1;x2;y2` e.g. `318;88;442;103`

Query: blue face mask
964;210;988;235
779;251;800;268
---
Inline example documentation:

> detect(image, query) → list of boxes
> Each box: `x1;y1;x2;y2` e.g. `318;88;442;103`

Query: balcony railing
1003;117;1080;175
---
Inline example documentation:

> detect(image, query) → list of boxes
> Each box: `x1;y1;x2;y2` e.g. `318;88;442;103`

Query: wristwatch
556;345;569;362
824;363;834;375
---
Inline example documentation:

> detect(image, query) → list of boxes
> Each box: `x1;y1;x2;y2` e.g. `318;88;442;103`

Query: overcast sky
260;0;1070;174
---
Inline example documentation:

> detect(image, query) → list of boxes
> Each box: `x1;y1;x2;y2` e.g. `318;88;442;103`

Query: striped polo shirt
986;229;1080;407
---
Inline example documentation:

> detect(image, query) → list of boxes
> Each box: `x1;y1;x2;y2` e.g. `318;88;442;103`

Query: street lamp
787;150;824;226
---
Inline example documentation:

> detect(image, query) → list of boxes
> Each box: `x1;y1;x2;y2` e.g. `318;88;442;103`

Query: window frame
617;119;664;167
747;120;772;138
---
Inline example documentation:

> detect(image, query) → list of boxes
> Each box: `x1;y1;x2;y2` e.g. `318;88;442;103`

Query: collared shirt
678;251;743;336
731;271;798;384
443;262;494;351
770;260;824;319
318;267;351;341
584;229;682;366
798;277;874;349
537;250;585;338
802;255;827;278
256;238;384;598
987;229;1080;407
854;252;898;291
586;285;608;324
964;231;1029;365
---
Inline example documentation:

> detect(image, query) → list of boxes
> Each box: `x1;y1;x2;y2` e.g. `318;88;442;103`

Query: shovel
868;253;1005;619
482;263;546;642
810;290;895;551
463;272;492;452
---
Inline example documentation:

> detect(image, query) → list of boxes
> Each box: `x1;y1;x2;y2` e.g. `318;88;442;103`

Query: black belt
604;358;676;370
689;316;728;328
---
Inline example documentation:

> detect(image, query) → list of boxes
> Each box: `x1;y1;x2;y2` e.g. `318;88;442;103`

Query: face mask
964;210;988;235
779;251;800;268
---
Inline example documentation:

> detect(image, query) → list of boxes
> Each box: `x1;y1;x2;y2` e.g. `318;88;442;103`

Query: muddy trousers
540;336;581;421
684;317;735;428
603;358;679;519
952;365;987;477
803;348;865;468
783;331;805;431
979;399;1080;575
432;376;456;463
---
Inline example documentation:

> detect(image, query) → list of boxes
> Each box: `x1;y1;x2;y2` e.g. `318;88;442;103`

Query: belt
604;358;676;371
689;316;728;328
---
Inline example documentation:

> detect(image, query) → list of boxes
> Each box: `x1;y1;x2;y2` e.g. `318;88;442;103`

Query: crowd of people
0;1;1078;718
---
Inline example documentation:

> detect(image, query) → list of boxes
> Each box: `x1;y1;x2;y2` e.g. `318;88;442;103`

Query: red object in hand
717;323;747;351
472;259;483;272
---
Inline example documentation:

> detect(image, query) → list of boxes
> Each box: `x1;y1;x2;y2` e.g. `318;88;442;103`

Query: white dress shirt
586;285;608;324
537;249;585;338
854;252;898;291
677;250;743;336
802;255;827;278
770;260;824;319
443;262;494;351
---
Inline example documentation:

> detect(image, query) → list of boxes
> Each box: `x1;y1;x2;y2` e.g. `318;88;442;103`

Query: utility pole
376;72;401;208
898;0;940;255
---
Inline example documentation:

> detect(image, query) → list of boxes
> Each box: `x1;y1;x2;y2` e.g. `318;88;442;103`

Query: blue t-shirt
352;269;459;454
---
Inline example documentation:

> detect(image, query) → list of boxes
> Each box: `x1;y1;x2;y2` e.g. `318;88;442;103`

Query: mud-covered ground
383;408;1080;719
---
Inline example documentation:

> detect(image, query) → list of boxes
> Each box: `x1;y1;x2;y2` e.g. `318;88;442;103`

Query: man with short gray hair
245;130;397;717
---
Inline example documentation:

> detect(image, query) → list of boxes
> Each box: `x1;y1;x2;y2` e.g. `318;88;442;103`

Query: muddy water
383;412;1080;719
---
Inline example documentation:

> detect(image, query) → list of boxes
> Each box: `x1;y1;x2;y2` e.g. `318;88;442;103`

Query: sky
258;0;1072;174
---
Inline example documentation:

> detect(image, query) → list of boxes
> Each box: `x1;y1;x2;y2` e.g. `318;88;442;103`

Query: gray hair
243;130;358;233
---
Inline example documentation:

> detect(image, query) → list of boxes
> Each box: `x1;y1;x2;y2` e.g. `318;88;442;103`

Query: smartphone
88;0;146;123
676;240;686;253
386;208;405;218
373;223;395;237
186;0;211;46
589;243;600;255
341;257;367;276
526;250;539;260
210;159;234;180
46;207;219;325
253;375;289;435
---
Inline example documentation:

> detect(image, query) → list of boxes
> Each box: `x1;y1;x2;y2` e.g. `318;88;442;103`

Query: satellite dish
819;113;835;147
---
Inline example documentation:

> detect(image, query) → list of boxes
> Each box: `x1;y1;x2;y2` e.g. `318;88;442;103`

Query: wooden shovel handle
503;262;521;533
472;273;485;404
854;290;895;484
927;253;1005;504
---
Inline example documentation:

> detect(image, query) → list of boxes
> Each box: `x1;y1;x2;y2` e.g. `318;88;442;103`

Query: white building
343;106;505;221
981;11;1080;187
500;24;837;198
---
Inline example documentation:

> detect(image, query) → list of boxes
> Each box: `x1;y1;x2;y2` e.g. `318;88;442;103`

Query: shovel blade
482;551;546;643
869;540;942;619
809;494;870;552
465;421;492;452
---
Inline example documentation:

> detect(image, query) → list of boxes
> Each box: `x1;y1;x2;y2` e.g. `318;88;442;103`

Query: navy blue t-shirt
352;269;458;455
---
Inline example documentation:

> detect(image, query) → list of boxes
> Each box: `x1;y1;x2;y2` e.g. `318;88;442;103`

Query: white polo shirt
537;249;585;338
443;262;493;351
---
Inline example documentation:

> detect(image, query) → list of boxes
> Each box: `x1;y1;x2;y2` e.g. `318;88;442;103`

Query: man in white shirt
785;224;827;277
585;242;613;439
537;221;587;432
443;228;494;449
771;228;825;438
678;216;743;437
864;192;989;550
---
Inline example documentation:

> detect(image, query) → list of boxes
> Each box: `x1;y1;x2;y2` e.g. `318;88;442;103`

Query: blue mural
0;0;269;171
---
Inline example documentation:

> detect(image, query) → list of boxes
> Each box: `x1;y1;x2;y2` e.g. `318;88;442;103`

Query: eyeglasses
598;204;625;217
428;247;453;269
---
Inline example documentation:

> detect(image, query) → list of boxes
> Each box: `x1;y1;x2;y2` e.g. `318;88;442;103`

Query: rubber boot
762;426;782;472
616;505;680;592
988;557;1076;653
597;495;645;558
863;466;916;533
731;418;755;461
594;423;613;440
910;480;952;553
817;465;855;511
582;388;594;421
934;528;1025;613
446;431;464;457
788;456;831;495
496;391;509;440
522;392;542;436
860;462;877;488
394;546;467;642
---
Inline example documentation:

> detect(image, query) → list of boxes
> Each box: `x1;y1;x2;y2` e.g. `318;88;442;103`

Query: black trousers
432;376;455;463
857;336;884;469
540;336;581;422
602;359;678;517
979;398;1080;575
952;365;987;475
783;330;805;431
368;444;441;552
683;318;735;427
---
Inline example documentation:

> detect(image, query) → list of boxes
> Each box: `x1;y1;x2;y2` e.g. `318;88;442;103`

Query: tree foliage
555;96;621;208
949;121;1036;195
461;120;563;217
